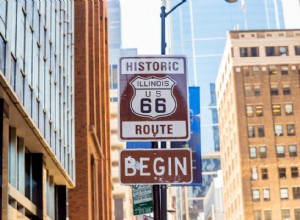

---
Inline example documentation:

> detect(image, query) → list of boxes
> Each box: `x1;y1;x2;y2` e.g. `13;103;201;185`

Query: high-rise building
168;0;286;206
216;29;300;220
0;1;74;219
69;1;113;219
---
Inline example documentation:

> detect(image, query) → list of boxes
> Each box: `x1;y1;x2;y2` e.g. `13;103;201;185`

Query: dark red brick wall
69;1;112;219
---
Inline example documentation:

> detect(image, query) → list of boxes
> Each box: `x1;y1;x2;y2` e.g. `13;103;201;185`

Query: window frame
289;145;297;157
249;147;257;159
246;105;254;117
248;125;255;138
295;46;300;55
286;124;295;136
278;168;287;179
272;104;281;116
263;188;270;201
280;188;289;200
261;168;268;180
255;105;263;117
259;146;267;158
282;209;290;219
291;167;299;178
270;85;279;96
276;145;285;158
252;189;260;201
283;84;291;96
274;124;283;136
258;125;265;137
284;103;293;115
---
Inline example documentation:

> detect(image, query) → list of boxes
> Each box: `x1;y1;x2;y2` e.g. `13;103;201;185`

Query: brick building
69;1;113;219
216;30;300;220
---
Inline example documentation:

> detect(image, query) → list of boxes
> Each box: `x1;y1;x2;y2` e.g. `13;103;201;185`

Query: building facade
68;1;113;220
216;29;300;220
0;1;74;219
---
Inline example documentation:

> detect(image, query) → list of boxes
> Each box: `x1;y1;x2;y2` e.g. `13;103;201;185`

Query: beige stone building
110;89;135;220
216;29;300;220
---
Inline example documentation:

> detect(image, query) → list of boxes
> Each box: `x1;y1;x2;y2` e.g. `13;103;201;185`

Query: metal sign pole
160;1;186;219
152;141;160;220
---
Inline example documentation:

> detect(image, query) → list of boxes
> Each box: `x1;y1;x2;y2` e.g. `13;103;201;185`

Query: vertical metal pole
160;4;167;220
152;142;160;220
161;5;166;55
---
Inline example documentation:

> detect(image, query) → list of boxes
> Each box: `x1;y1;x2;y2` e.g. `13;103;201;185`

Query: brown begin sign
118;56;190;141
119;149;193;185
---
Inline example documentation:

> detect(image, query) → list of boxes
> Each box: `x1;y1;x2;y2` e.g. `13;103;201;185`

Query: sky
119;0;161;55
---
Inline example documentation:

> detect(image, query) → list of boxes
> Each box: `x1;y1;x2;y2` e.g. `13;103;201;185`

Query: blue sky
120;0;161;54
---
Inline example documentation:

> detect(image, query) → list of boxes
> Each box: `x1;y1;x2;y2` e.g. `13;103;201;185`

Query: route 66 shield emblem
130;76;177;119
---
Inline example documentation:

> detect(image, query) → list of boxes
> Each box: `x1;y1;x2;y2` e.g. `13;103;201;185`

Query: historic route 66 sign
119;56;190;141
130;76;176;119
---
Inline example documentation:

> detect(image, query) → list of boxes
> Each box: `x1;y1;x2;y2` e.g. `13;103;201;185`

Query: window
276;145;285;157
275;125;283;136
269;65;277;75
254;211;262;220
258;125;265;137
263;188;270;201
245;85;252;96
240;47;259;57
279;168;287;179
240;47;248;57
286;124;295;136
256;105;263;116
252;167;258;180
264;210;271;220
285;103;293;115
252;189;260;201
266;47;275;56
291;167;299;178
243;67;250;76
270;85;279;96
250;147;257;158
0;35;5;74
295;46;300;55
292;187;300;199
259;146;267;158
261;168;268;180
10;55;17;91
295;209;300;219
289;145;297;157
110;64;118;89
280;188;289;200
211;109;218;124
254;85;261;96
272;104;281;116
248;126;255;138
251;47;259;57
283;85;291;95
282;209;290;220
279;46;288;56
246;105;254;117
252;66;260;75
281;66;289;75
